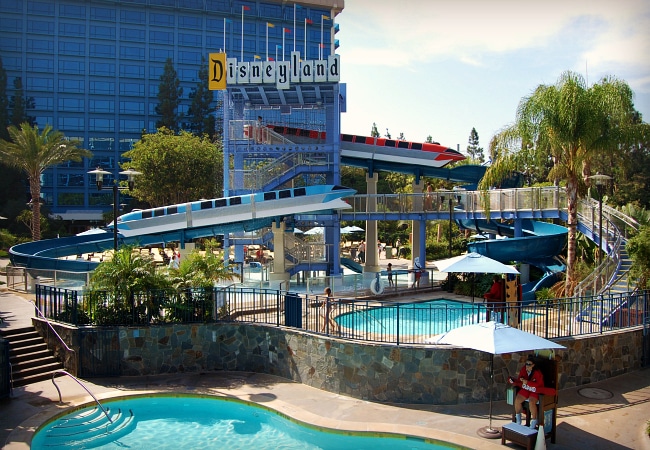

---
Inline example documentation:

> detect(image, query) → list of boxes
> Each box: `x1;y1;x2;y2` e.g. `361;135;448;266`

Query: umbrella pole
478;353;502;438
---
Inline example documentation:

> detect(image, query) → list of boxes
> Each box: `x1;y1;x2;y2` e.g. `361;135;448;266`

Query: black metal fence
35;285;649;345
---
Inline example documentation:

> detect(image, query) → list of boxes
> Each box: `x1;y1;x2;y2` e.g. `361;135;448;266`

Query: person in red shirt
483;275;502;300
509;355;545;429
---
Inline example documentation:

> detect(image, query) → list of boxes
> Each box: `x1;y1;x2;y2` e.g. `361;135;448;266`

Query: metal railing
52;370;113;423
35;284;648;345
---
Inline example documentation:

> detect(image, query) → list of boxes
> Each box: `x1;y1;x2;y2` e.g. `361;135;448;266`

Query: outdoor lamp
88;167;111;190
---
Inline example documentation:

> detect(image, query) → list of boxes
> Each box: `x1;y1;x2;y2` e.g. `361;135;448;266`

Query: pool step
42;406;136;447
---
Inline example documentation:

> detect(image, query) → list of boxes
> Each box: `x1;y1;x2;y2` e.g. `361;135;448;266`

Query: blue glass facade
0;0;340;220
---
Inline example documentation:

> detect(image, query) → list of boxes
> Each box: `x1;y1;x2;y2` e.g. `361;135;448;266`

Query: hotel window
0;18;21;32
27;20;54;34
120;10;145;24
59;4;86;19
179;33;202;47
178;51;201;65
90;62;116;76
121;28;145;42
59;60;85;75
89;100;115;113
119;82;145;96
205;0;229;12
120;46;145;60
150;30;174;45
27;39;54;53
120;101;145;115
179;16;201;29
58;98;85;112
149;48;173;62
28;58;54;73
59;23;86;37
150;13;174;27
89;118;114;132
120;119;145;133
120;64;145;78
89;81;115;95
27;77;54;91
58;117;84;131
58;79;84;94
90;44;116;58
259;4;281;19
91;26;116;40
34;97;54;110
59;41;85;56
27;1;55;16
91;7;116;22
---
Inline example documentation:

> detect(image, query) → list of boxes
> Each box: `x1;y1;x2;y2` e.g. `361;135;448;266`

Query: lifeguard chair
503;353;559;447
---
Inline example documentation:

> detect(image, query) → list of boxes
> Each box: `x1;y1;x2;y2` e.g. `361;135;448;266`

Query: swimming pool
336;299;531;336
31;394;465;449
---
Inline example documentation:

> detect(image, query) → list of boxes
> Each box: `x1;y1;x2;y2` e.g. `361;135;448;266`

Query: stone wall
35;319;645;405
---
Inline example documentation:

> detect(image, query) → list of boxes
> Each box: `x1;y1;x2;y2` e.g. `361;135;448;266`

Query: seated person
508;355;545;429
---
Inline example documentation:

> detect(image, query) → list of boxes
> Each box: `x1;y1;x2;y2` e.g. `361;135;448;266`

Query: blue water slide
459;219;568;302
340;257;363;274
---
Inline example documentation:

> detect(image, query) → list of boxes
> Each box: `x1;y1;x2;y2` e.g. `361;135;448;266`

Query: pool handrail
51;369;113;424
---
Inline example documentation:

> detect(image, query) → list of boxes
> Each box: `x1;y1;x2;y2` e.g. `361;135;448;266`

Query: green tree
155;58;183;131
481;71;648;294
0;123;92;240
122;128;223;207
627;225;650;289
88;246;170;324
9;77;35;127
187;56;216;138
466;127;485;163
370;122;380;137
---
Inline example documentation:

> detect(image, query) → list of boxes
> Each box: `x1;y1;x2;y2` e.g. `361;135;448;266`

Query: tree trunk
29;177;41;241
564;179;579;296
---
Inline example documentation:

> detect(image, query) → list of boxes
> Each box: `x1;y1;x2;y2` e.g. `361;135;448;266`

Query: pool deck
2;259;650;449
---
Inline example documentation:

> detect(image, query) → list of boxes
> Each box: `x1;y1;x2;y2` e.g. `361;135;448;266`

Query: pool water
336;299;534;336
31;395;463;449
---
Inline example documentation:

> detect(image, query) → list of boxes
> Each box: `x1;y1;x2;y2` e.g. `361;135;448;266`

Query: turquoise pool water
336;299;532;336
31;394;462;449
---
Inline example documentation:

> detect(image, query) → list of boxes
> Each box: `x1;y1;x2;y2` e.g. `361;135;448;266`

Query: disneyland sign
224;52;340;90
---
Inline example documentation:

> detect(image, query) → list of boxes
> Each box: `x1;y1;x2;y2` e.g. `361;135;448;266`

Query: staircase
607;246;636;295
0;326;64;387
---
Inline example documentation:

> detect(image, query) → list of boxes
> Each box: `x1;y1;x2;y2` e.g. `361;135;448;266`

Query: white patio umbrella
436;321;566;439
434;252;519;302
345;225;364;232
304;226;324;235
434;252;519;274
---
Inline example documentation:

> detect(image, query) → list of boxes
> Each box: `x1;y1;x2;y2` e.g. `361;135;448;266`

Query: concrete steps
1;326;64;387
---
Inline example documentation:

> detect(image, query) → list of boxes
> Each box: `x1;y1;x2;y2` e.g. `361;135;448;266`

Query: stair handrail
32;302;76;357
51;369;113;423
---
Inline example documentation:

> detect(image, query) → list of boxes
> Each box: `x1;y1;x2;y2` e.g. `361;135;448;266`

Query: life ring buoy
370;278;384;295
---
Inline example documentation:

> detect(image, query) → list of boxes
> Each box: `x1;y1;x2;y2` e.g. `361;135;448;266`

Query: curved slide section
10;185;355;272
460;219;568;301
340;257;363;274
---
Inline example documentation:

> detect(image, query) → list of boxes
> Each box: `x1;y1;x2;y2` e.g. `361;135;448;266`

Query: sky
335;0;650;153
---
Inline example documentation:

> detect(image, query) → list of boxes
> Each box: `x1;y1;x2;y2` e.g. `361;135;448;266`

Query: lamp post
88;167;141;252
589;173;612;267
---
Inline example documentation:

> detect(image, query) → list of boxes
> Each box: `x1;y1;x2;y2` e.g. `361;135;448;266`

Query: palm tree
89;246;170;324
0;123;92;240
480;71;647;295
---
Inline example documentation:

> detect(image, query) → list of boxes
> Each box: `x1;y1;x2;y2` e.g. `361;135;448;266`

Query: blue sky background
336;0;650;153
